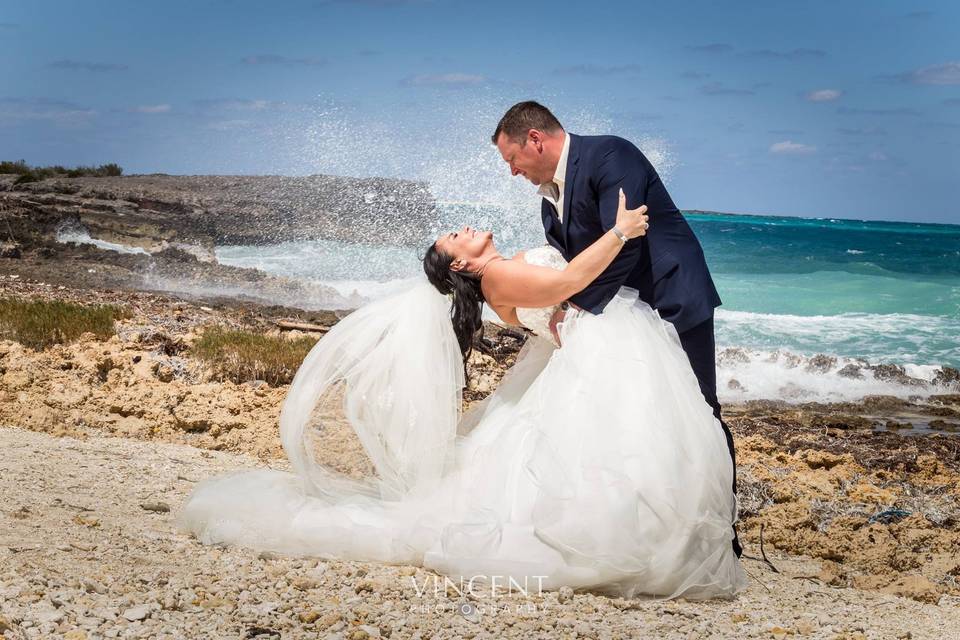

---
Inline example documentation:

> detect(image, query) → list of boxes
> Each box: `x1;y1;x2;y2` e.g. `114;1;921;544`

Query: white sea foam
57;226;151;255
715;347;948;404
715;308;960;368
321;277;421;301
139;274;363;311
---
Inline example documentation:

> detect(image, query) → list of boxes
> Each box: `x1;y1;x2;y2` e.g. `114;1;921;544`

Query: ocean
216;206;960;404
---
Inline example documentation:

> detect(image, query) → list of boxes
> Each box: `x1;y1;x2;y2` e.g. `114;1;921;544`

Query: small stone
139;502;170;513
354;579;376;593
293;576;321;591
557;586;574;604
162;594;178;610
805;354;836;373
35;609;63;624
316;611;342;629
731;613;750;623
933;366;960;387
81;578;107;594
837;364;863;379
121;604;152;621
938;594;960;607
299;610;321;623
796;619;817;634
72;514;100;528
0;615;13;632
64;631;87;640
0;242;21;258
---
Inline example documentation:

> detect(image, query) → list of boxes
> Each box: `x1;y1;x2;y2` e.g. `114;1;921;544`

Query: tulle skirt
177;286;747;600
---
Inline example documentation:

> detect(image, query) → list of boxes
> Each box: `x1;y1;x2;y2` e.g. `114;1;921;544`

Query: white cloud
47;59;128;72
207;119;253;131
770;140;816;155
133;104;171;114
193;99;277;112
868;151;888;161
895;61;960;85
0;97;97;128
805;89;843;102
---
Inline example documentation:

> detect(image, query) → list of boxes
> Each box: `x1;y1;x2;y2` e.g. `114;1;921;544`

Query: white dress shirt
537;132;571;223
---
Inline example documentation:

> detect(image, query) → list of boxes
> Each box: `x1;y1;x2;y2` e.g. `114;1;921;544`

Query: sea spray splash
230;96;679;299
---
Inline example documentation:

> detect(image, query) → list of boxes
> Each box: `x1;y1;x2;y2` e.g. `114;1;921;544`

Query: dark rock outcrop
0;173;438;254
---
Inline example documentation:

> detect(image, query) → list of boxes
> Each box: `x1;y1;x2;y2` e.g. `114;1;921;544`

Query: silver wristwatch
611;226;628;244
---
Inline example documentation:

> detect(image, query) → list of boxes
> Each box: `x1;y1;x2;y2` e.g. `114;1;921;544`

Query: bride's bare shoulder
480;256;527;302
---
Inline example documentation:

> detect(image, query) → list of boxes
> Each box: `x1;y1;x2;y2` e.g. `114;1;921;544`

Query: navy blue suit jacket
542;133;721;334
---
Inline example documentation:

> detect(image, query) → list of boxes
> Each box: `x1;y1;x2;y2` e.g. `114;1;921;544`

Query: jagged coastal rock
0;173;438;252
0;173;438;309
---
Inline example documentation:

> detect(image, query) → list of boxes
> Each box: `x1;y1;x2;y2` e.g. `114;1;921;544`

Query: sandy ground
1;280;959;639
2;425;958;640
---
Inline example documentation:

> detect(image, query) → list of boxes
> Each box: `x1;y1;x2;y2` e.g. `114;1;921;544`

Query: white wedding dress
177;245;747;600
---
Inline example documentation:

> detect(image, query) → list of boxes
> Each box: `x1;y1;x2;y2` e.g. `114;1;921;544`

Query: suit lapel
561;133;581;250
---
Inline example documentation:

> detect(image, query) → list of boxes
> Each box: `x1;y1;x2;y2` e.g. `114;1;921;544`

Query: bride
177;189;747;600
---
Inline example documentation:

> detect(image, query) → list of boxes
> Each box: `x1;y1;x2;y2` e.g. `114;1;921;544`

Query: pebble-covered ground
2;426;958;640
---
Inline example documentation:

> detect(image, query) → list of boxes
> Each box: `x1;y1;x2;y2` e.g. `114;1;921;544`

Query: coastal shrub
191;327;318;386
0;298;129;349
0;160;30;174
13;172;39;184
1;159;124;180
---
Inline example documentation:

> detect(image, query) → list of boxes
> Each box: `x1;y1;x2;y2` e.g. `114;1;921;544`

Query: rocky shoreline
0;172;441;311
1;173;959;638
1;173;437;251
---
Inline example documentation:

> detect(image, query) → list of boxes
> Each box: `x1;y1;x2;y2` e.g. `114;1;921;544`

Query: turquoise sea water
215;208;959;402
685;213;960;368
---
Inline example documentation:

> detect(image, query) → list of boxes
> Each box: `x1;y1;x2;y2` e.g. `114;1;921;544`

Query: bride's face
435;226;495;271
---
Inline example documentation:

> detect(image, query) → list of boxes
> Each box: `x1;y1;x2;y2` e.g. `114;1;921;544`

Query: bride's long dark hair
422;242;484;359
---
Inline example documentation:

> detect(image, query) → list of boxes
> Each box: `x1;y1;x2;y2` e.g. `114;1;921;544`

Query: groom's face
495;131;552;186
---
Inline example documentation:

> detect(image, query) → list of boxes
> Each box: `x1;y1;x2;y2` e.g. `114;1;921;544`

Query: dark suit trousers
676;314;744;558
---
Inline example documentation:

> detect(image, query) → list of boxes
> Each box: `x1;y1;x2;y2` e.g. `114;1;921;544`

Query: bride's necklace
476;254;506;279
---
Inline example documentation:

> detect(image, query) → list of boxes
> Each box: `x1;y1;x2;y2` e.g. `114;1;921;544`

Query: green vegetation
0;298;130;349
1;159;123;184
191;327;319;386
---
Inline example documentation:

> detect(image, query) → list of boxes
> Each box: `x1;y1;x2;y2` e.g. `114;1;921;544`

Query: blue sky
1;0;958;223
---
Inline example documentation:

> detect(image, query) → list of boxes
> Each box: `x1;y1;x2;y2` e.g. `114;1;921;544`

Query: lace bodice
515;245;568;346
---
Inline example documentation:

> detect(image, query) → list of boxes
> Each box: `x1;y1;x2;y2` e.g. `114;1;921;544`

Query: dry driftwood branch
276;320;330;333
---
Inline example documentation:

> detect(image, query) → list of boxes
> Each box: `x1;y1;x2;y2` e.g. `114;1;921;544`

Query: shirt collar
554;131;570;186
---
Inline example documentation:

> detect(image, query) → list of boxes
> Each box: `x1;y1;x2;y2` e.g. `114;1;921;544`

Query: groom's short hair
492;101;563;145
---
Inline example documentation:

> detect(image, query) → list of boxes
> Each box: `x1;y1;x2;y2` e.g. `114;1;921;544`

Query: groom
492;101;742;558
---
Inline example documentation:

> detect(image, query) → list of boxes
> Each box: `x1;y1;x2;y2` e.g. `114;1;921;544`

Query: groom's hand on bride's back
548;301;583;345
